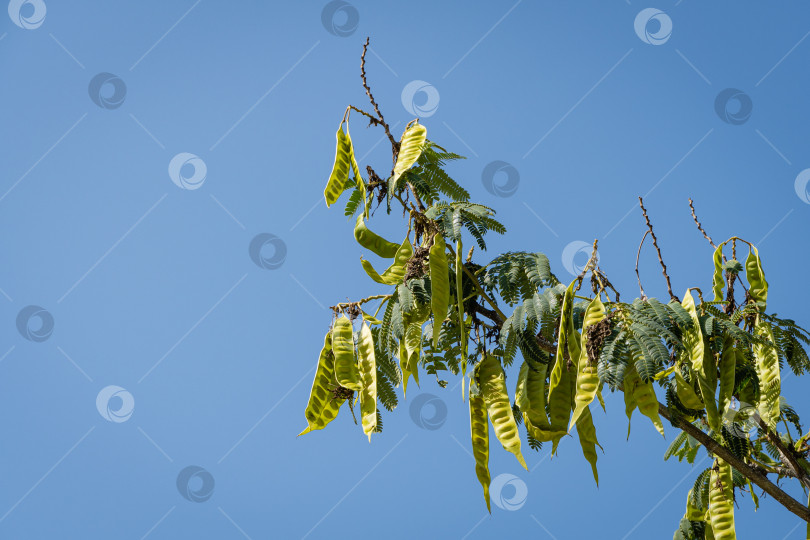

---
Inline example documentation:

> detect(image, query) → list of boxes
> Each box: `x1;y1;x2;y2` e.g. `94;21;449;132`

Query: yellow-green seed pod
357;322;377;441
682;289;720;432
323;126;352;206
429;233;450;348
718;338;736;419
625;363;665;437
754;320;781;428
711;243;725;303
354;214;399;258
516;361;565;442
333;316;361;392
548;279;580;453
708;459;736;539
392;123;427;184
299;331;343;436
361;237;413;285
477;355;527;470
745;246;767;311
685;489;704;522
674;371;704;410
470;393;491;513
570;296;606;430
575;406;602;486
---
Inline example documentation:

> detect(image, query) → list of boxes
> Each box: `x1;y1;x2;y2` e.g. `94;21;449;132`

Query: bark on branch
659;404;810;522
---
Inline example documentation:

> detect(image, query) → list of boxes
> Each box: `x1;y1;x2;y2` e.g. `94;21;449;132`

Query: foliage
298;46;810;538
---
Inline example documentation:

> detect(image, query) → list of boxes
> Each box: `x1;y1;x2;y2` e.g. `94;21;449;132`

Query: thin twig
574;239;599;294
635;231;650;301
360;38;398;160
638;197;678;303
756;416;810;490
689;198;719;251
689;198;750;296
348;105;382;127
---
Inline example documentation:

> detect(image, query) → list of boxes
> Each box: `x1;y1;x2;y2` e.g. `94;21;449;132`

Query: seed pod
745;246;767;311
548;279;580;453
625;363;665;437
354;215;399;258
333;316;361;392
357;322;377;441
392;123;427;184
708;459;736;539
711;243;725;303
575;406;602;486
754;320;780;428
361;237;413;285
323;127;352;206
402;318;422;394
682;289;720;432
570;296;606;430
718;338;736;418
674;371;704;410
477;355;527;470
299;331;343;435
469;393;491;513
516;361;565;442
429;233;450;348
685;489;704;522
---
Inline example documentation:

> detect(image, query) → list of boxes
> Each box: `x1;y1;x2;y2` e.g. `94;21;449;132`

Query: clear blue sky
1;1;809;538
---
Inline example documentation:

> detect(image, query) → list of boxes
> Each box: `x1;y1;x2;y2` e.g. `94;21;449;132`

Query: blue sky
1;1;810;538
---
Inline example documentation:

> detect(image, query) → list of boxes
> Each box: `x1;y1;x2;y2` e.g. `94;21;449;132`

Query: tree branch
756;416;810;490
638;197;678;303
360;38;398;161
689;198;720;251
658;404;810;522
449;235;810;523
635;231;650;301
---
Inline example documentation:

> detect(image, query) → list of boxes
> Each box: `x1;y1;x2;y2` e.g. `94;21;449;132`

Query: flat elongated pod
333;316;361;392
516;362;563;442
624;373;637;440
718;338;736;418
548;279;579;452
682;289;720;432
684;489;704;522
625;363;665;437
361;238;413;285
347;129;368;218
518;361;552;429
708;459;736;539
745;246;767;310
402;319;422;393
299;331;343;435
674;371;704;410
470;394;491;513
354;215;399;258
711;243;725;302
570;297;606;430
357;323;377;441
429;233;450;348
477;355;527;470
754;320;781;428
324;127;352;206
575;406;601;486
682;290;705;373
392;123;427;184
